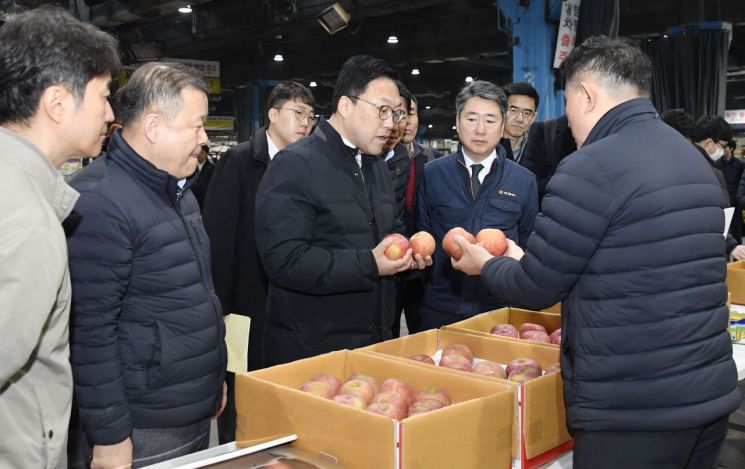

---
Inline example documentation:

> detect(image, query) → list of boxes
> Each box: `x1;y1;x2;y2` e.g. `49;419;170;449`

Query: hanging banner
117;59;221;94
725;109;745;125
553;0;582;69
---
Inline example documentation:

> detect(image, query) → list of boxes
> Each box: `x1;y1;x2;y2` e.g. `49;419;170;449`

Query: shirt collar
462;147;497;172
266;130;280;160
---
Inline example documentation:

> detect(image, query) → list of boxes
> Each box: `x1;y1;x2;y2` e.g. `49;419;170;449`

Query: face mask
710;146;724;161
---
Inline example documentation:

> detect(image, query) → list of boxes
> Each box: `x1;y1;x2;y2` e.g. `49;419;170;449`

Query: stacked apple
299;373;452;419
383;231;436;260
442;227;509;260
490;323;562;345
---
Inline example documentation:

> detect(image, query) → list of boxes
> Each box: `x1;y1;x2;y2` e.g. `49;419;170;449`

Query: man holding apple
452;37;740;468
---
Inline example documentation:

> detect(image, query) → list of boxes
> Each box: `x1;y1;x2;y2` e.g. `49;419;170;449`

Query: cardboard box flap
726;260;745;305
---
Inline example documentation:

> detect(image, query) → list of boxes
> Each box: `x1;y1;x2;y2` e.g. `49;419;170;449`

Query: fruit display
472;360;507;379
475;228;508;256
383;233;410;260
442;227;476;260
489;322;561;346
409;231;436;257
489;324;519;338
409;354;436;365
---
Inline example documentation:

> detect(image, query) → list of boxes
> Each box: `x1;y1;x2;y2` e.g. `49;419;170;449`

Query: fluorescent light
273;54;284;62
387;35;398;44
465;76;474;83
452;125;456;130
178;5;192;14
425;106;431;110
309;81;317;87
411;68;420;75
428;124;433;128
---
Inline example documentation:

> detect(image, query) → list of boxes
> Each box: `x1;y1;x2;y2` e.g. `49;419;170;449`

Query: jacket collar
0;127;79;221
583;97;658;147
314;118;360;160
252;126;271;164
106;129;182;204
455;143;506;171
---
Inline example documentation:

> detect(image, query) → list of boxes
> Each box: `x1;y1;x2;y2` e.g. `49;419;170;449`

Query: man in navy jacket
416;80;538;329
453;37;740;469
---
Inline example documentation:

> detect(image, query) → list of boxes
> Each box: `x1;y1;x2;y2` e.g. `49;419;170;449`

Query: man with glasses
202;81;315;442
256;55;430;366
500;82;539;163
415;80;538;330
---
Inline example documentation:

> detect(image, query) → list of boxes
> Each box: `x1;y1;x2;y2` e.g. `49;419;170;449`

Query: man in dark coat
519;115;576;204
190;144;215;209
202;81;315;443
453;37;740;469
66;62;227;468
255;55;430;367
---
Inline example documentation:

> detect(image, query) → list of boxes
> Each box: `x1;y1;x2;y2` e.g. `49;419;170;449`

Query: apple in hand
519;323;547;335
490;324;519;338
442;227;476;260
310;373;342;395
508;366;542;383
300;381;335;399
380;378;415;405
383;233;410;260
409;354;435;365
505;358;542;376
408;399;445;417
337;379;376;405
410;231;436;258
472;360;507;379
441;343;474;363
439;353;473;372
521;330;551;343
333;393;367;409
549;328;562;345
476;228;508;256
348;373;379;394
414;387;452;407
366;402;407;420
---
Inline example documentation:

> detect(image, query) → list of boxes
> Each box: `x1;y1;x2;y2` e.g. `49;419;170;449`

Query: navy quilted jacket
483;98;740;432
66;131;226;445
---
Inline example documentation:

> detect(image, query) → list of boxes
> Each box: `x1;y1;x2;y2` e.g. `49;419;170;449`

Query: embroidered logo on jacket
497;189;517;198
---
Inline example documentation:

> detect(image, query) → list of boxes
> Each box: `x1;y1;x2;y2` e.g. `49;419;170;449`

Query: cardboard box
444;307;562;347
359;330;573;468
235;350;514;469
727;260;745;305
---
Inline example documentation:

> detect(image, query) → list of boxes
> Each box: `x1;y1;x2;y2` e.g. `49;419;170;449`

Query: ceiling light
273;54;284;62
452;125;456;130
465;76;474;83
309;81;317;87
178;5;192;14
411;68;420;75
425;106;431;110
387;35;399;44
428;124;433;128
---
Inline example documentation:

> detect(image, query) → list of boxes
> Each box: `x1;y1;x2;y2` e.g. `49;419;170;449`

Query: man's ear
337;96;353;119
142;113;160;144
580;82;599;115
39;85;72;124
267;107;279;124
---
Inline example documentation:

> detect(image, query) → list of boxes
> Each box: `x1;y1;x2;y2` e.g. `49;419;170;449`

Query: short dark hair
691;116;733;143
398;82;414;113
661;109;695;140
331;55;399;112
455;80;507;119
727;140;737;151
562;36;652;97
113;62;208;127
0;6;120;125
267;81;316;112
505;82;540;110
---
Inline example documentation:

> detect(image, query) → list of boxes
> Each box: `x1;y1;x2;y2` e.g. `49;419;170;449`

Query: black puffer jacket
67;131;226;445
482;99;740;432
385;143;410;225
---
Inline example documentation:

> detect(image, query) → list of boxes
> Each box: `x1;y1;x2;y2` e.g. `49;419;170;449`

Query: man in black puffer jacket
452;37;740;469
67;62;227;469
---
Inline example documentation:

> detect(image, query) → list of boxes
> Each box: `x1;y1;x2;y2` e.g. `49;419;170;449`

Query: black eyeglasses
348;96;407;124
275;107;318;126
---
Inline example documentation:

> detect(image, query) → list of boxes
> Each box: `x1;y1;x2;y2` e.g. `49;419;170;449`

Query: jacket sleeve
255;152;378;295
517;174;540;248
414;166;432;234
737;169;745;208
482;154;618;309
67;191;133;446
202;148;242;314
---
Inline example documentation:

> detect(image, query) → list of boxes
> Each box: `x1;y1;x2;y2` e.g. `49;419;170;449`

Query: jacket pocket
28;381;50;468
482;198;522;230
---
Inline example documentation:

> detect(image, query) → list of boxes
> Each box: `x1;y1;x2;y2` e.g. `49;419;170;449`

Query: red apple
379;378;415;405
383;233;409;260
333;393;367;409
337;379;376;405
300;381;334;399
371;391;409;417
505;358;542;376
442;227;476;260
546;363;561;374
366;402;407;420
520;330;551;343
549;328;562;345
410;231;436;258
310;373;342;395
439;353;473;372
348;373;379;394
472;360;507;379
519;323;547;335
414;387;451;407
409;354;436;365
408;399;445;417
490;324;519;338
441;343;474;363
476;228;508;256
508;366;542;383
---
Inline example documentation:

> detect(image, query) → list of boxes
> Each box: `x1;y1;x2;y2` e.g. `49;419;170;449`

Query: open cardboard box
727;260;745;305
444;307;562;347
358;329;573;469
235;349;514;469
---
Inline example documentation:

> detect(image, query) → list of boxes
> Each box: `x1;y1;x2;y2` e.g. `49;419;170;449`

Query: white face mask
710;146;724;161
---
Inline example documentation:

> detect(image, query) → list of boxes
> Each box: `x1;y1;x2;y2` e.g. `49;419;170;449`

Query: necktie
471;163;484;198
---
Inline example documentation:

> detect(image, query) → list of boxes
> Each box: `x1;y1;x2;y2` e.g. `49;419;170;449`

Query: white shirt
197;160;206;172
266;131;280;160
340;135;362;168
462;148;497;184
384;149;395;162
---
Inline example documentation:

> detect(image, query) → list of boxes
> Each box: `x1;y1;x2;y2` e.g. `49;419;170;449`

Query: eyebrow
466;112;499;118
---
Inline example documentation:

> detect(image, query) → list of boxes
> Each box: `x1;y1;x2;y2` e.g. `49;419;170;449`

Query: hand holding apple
372;235;413;276
442;227;476;260
383;233;410;260
476;229;508;256
450;235;494;276
410;231;436;257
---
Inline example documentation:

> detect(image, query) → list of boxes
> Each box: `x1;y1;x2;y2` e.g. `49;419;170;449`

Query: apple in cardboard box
546;363;561;374
549;328;562;345
348;373;379;394
490;324;519;338
408;399;445;417
337;379;376;405
442;227;476;260
519;323;547;335
472;360;507;379
380;378;415;405
310;373;342;395
409;354;436;365
371;391;409;417
383;233;410;260
505;358;542;376
300;381;335;399
439;353;473;372
508;366;542;384
366;402;407;420
476;228;508;256
410;231;436;258
521;330;551;344
333;393;367;409
414;387;452;407
441;343;474;363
